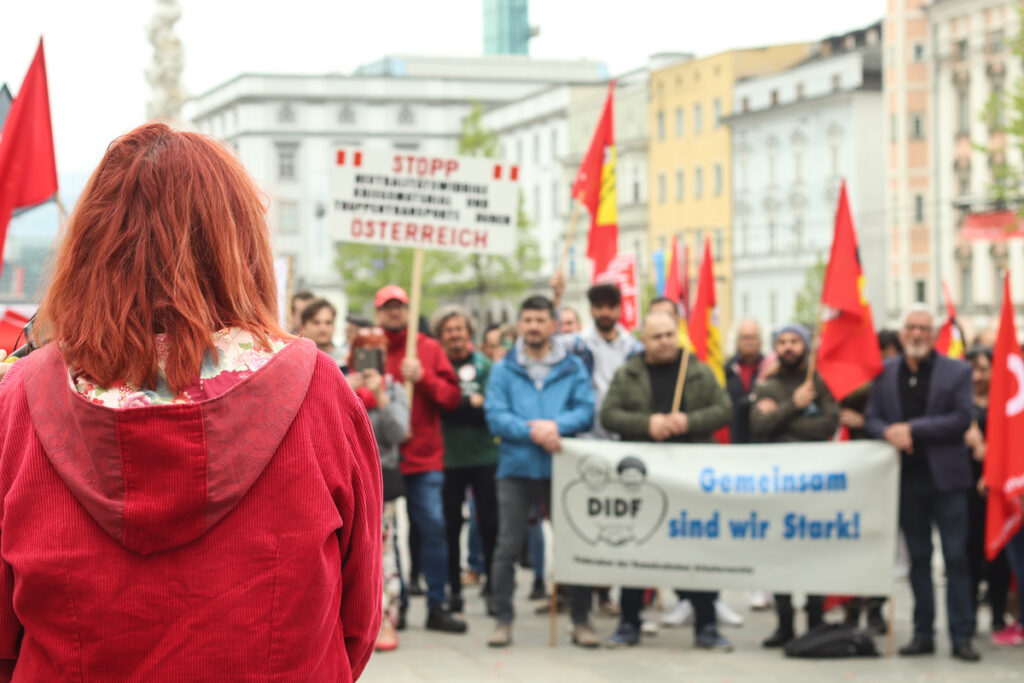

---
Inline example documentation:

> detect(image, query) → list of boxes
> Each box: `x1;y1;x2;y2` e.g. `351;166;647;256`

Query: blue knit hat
773;323;810;347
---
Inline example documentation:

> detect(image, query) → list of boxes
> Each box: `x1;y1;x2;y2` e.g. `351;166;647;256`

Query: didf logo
561;455;668;547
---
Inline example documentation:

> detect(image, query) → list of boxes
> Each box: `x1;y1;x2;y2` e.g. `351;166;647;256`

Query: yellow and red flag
935;281;965;359
984;274;1024;559
816;181;882;402
663;236;692;349
689;236;725;385
572;81;617;278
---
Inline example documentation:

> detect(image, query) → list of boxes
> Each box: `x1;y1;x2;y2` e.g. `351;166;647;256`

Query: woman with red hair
0;123;382;681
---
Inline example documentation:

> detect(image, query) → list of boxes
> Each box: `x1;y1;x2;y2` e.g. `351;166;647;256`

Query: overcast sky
3;0;885;175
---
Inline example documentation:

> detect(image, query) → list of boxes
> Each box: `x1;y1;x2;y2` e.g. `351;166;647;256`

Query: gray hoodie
515;336;567;391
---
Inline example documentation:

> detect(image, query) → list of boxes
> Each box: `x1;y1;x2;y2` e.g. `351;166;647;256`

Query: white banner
552;439;899;595
329;148;518;255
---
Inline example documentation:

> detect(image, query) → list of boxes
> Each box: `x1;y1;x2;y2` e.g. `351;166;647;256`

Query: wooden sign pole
404;248;425;402
549;582;558;647
556;195;584;279
671;346;692;413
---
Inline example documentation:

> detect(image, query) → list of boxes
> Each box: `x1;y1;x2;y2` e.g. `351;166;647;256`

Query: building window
989;30;1005;54
770;90;780;106
959;175;970;196
338;104;355;124
713;99;722;127
831;74;841;92
658;173;666;204
793;216;804;248
796;83;805;100
768;220;777;253
769;291;778;328
276;143;298;181
957;89;970;134
910;114;924;140
278;200;299;234
675;170;684;201
794;150;803;182
960;261;973;307
956;39;968;61
657;111;665;141
516;139;523;164
674;107;683;138
742;97;750;113
992;84;1006;128
914;194;924;223
915;279;927;303
397;105;415;125
633;168;640;204
278;103;295;124
715;231;723;259
891;114;898;143
533;133;541;164
913;43;925;62
740;222;749;256
714;164;723;196
694;103;703;134
550;128;559;157
533;185;541;223
551;181;559;218
694;167;704;198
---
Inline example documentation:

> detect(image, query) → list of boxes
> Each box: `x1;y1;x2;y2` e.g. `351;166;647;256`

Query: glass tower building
483;0;530;55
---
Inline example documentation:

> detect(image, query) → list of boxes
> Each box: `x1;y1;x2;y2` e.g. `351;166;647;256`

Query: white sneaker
661;600;693;627
640;609;660;636
715;599;745;627
749;590;772;611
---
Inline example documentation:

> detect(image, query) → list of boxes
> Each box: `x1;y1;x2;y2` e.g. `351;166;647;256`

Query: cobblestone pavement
363;570;1022;682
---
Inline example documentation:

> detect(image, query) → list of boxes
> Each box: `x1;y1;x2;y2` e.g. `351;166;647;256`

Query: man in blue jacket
865;304;980;662
484;295;596;648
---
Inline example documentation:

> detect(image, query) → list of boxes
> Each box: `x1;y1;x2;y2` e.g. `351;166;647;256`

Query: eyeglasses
903;324;933;333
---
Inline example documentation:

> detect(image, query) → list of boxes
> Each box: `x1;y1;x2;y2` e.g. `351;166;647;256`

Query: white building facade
727;26;886;338
185;55;607;315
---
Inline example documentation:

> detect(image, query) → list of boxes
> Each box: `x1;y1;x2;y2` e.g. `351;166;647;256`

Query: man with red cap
375;285;466;633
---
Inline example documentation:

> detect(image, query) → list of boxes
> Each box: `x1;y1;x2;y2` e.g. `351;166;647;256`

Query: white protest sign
552;439;899;595
329;148;519;255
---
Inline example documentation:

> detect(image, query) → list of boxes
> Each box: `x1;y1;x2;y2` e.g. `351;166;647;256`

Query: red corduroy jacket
383;328;460;474
0;339;382;681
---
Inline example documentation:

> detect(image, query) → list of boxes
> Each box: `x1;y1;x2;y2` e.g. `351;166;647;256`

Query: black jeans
967;477;1011;629
774;593;824;630
900;474;975;643
621;588;716;631
442;464;498;598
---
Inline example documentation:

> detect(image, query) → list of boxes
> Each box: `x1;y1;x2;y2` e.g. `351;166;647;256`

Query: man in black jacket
865;305;980;662
725;319;763;445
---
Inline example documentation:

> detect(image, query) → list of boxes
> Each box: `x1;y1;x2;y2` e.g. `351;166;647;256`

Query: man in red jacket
375;285;466;633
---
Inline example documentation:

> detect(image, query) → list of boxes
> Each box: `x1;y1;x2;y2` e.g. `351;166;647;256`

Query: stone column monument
145;0;185;122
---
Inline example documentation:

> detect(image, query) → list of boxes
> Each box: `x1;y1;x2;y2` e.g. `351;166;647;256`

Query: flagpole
556;194;584;278
54;193;67;226
805;306;823;383
671;346;691;413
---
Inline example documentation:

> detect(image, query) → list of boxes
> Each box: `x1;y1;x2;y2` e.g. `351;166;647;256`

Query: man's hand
362;368;384;395
528;420;562;453
469;393;485;409
346;370;365;391
965;423;986;461
977;477;988;496
648;414;673;441
793;380;816;410
401;357;423;383
884;422;914;452
755;398;778;415
667;412;689;435
840;408;865;429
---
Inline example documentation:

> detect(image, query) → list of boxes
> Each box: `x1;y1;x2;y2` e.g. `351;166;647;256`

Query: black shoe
449;595;464;613
396;605;407;632
528;578;547;601
426;606;467;634
898;638;935;656
603;621;640;648
952;641;981;662
408;580;425;597
762;625;795;648
865;608;887;636
480;581;491;599
695;624;734;652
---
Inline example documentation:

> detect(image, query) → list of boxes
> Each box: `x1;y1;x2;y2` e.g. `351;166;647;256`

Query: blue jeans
404;471;448;609
899;475;974;643
1002;530;1024;625
467;495;485;574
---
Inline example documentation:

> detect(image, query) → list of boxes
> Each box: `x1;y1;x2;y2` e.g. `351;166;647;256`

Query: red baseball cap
374;285;409;308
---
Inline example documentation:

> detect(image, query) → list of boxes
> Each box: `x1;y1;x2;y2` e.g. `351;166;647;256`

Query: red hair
36;122;287;394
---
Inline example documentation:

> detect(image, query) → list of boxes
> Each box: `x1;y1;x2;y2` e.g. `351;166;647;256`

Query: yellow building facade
648;45;813;338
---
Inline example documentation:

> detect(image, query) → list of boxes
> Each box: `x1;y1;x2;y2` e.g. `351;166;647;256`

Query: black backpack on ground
783;624;880;658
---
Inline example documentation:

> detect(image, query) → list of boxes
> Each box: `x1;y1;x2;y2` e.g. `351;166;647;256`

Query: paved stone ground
364;572;1023;682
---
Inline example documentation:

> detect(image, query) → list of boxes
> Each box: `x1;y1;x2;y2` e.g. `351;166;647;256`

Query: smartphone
353;347;384;374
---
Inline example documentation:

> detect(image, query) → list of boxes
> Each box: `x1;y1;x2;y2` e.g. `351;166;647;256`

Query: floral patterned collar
71;327;290;408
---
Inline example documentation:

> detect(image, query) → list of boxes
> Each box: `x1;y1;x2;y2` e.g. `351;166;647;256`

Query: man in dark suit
865;304;980;662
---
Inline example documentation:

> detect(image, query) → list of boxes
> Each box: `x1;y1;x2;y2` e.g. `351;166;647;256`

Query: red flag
935;281;965;359
688;237;725;385
983;274;1024;559
0;39;58;263
816;181;882;401
680;242;691;322
663;237;681;303
572;81;617;277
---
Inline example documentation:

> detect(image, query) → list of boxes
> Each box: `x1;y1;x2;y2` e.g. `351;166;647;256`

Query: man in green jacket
750;322;839;648
599;311;735;651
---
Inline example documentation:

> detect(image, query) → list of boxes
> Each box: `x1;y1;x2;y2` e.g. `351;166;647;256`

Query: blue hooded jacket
484;341;595;480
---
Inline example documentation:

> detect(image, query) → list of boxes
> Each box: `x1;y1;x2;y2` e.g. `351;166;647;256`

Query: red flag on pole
935;281;965;359
983;274;1024;559
815;181;882;401
663;236;681;303
0;39;58;263
571;81;617;278
688;237;725;385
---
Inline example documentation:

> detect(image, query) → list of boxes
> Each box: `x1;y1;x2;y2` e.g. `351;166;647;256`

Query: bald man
599;311;734;651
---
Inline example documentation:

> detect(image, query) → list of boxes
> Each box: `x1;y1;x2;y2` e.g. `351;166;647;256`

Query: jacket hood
22;340;317;555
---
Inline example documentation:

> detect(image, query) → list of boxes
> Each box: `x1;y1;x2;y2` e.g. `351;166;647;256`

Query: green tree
793;254;826;328
335;103;539;320
978;8;1024;210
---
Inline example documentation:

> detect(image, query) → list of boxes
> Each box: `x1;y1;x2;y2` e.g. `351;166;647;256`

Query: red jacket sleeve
325;365;383;680
416;340;461;411
0;363;28;681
